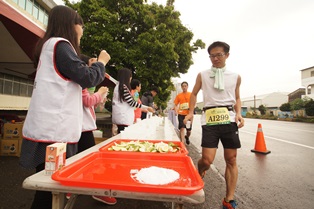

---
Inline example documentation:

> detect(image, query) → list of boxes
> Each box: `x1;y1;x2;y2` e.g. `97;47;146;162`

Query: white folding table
22;117;205;209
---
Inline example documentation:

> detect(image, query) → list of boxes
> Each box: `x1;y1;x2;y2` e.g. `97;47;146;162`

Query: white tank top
23;37;83;143
112;82;134;126
200;69;238;125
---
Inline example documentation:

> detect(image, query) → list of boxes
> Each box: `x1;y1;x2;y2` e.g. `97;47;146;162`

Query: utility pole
254;95;256;114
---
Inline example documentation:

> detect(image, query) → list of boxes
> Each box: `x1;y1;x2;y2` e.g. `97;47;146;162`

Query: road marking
241;130;314;150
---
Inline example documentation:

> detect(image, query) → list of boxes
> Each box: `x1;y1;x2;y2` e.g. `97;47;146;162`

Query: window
15;0;49;26
3;80;13;95
13;82;20;95
0;73;33;97
18;0;26;9
38;9;44;23
311;71;314;77
26;0;33;14
0;79;3;94
32;5;39;19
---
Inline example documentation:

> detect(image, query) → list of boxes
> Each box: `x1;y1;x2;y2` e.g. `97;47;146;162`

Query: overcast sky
55;0;314;100
163;0;314;99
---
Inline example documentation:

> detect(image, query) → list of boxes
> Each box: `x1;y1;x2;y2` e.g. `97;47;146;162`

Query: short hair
207;41;230;54
131;79;141;90
181;81;188;86
150;86;159;94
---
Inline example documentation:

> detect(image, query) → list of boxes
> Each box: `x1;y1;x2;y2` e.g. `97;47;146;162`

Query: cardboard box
45;143;66;175
0;139;19;157
3;123;23;140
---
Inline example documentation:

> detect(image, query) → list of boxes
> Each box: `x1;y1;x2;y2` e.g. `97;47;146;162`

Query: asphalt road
176;116;314;209
1;116;314;209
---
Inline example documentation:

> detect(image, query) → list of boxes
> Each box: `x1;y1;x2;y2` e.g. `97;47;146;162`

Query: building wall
288;88;305;102
301;66;314;79
0;0;56;111
0;94;30;110
262;92;289;107
167;80;182;110
241;92;288;111
301;66;314;99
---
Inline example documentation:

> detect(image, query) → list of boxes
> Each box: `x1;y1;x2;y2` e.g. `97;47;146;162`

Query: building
301;66;314;99
288;88;305;102
241;92;289;113
166;79;182;110
0;0;118;113
0;0;56;111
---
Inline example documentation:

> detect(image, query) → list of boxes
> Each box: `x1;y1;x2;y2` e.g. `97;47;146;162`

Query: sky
55;0;314;100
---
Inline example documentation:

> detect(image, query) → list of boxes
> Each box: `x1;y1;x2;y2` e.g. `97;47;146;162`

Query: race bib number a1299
205;107;231;126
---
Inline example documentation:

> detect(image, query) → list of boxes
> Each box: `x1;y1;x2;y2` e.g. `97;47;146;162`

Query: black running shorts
201;122;241;149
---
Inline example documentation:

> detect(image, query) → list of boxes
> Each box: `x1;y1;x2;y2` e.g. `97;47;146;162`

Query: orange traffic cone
251;123;271;154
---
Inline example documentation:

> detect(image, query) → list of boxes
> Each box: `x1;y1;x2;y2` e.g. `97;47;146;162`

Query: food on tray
130;166;180;185
107;140;181;153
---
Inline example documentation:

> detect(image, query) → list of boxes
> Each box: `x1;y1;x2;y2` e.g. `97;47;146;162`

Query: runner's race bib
180;102;189;110
205;107;231;126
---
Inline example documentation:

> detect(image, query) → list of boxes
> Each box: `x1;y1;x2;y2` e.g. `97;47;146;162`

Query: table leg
171;202;183;209
52;192;65;209
64;194;78;209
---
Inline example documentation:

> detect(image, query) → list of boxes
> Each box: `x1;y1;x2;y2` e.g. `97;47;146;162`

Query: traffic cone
251;123;271;154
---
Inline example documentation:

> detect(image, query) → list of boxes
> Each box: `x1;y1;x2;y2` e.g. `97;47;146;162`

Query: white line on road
241;130;314;150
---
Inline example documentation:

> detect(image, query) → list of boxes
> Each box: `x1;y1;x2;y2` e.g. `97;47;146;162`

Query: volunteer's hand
88;57;97;66
97;86;108;96
97;50;111;66
147;107;155;113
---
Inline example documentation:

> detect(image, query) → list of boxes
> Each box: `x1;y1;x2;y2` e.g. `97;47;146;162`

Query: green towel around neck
209;66;226;91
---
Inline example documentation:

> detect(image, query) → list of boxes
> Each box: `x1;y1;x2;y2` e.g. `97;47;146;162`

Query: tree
280;103;291;111
258;104;266;115
66;0;205;108
304;99;314;116
290;98;305;110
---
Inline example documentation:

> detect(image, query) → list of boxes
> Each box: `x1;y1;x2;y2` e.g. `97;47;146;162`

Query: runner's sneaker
185;135;190;145
92;196;117;205
222;199;238;209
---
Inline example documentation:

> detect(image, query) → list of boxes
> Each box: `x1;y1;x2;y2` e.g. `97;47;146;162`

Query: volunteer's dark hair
33;5;84;68
150;86;159;94
117;68;132;102
131;79;141;90
207;41;230;54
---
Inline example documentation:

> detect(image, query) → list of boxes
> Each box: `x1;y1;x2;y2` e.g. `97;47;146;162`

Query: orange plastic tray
52;152;203;195
99;139;188;155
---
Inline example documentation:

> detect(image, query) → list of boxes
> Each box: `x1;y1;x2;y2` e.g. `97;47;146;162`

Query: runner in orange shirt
174;81;192;145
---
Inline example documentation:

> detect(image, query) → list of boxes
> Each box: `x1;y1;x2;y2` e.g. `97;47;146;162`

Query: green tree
290;98;305;110
280;103;291;111
258;104;266;115
66;0;205;108
304;99;314;116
